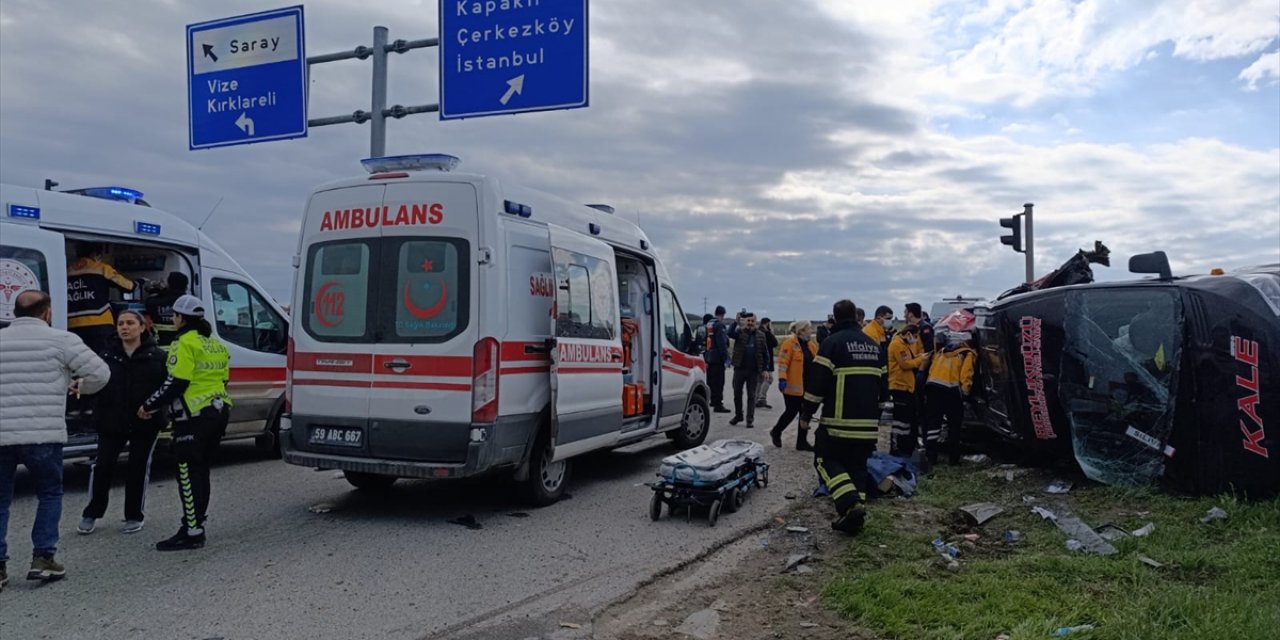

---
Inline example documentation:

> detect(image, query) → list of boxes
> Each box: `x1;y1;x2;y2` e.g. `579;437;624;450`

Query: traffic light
1000;214;1024;253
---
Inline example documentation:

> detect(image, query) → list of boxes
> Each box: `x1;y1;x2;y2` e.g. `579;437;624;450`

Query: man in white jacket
0;291;109;589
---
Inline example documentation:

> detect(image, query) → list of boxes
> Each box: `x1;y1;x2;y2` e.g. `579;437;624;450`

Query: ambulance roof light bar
361;154;460;174
66;186;150;206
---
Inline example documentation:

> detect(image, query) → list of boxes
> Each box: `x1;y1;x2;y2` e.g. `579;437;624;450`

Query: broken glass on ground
1035;505;1118;555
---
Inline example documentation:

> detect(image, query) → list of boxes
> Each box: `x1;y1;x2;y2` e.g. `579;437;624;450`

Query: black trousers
731;368;760;424
923;385;965;457
83;426;161;522
813;429;875;516
771;394;806;436
889;389;920;457
172;406;229;532
707;363;726;407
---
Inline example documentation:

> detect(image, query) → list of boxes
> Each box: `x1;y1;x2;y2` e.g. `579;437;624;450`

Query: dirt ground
591;492;875;640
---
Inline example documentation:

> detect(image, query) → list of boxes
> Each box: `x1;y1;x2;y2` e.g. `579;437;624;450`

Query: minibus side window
211;278;288;354
303;241;373;341
0;247;50;327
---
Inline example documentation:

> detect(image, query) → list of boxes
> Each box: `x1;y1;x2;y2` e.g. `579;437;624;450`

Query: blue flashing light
82;187;144;202
7;204;40;220
589;223;601;236
503;200;533;218
134;221;162;236
361;154;460;174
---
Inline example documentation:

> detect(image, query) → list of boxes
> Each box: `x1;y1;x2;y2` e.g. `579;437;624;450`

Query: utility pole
999;203;1036;284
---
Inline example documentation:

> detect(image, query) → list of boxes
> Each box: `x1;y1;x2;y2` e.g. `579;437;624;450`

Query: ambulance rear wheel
521;429;571;507
670;394;710;449
344;471;397;491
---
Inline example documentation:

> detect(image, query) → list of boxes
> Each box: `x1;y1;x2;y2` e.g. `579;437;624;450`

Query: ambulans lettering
312;281;345;328
1232;336;1268;459
1020;316;1055;440
319;203;444;231
557;343;618;364
529;272;554;298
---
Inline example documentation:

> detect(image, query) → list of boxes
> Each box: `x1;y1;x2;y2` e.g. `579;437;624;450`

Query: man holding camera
726;311;769;429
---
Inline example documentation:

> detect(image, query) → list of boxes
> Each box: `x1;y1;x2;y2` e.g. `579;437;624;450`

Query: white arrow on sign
499;75;525;105
235;112;255;136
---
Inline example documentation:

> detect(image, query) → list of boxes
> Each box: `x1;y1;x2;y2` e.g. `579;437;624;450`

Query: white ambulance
0;182;289;457
281;154;711;504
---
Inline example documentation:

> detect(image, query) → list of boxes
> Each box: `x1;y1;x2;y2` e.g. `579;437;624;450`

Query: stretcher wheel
649;492;664;521
755;467;770;489
733;486;747;511
708;499;722;527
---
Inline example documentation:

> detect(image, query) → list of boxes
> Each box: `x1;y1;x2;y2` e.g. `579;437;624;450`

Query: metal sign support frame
306;26;439;157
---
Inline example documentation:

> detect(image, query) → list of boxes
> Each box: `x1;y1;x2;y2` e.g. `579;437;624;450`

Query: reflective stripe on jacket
887;333;927;393
67;257;134;329
777;334;818;396
926;345;975;395
167;329;232;416
801;322;885;441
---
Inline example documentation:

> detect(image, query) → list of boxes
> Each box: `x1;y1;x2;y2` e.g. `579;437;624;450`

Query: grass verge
824;463;1280;639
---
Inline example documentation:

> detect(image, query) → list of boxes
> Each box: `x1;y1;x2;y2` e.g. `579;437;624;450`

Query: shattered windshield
1059;289;1182;486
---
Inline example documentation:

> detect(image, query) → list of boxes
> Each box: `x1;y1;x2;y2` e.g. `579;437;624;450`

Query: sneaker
121;520;145;534
796;436;814;452
156;528;205;552
1;562;8;592
729;416;743;426
712;406;731;414
27;554;66;581
745;422;754;429
831;507;867;535
76;517;96;535
769;430;783;448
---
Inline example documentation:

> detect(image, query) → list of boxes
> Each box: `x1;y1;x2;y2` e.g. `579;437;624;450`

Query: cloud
0;0;1276;322
1239;49;1280;90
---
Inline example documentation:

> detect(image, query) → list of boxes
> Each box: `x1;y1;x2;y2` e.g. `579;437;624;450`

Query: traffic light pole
305;26;440;157
1023;203;1034;284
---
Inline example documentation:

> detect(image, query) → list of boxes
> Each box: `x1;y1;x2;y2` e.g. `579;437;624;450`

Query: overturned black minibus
975;255;1279;497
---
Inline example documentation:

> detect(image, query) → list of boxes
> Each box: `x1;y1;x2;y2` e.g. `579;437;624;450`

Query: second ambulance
282;155;710;504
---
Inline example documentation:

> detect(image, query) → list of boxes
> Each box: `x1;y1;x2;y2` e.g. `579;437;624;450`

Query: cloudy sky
2;0;1277;320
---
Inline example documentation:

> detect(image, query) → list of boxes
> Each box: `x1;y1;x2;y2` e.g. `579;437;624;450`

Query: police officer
139;295;231;551
799;300;885;535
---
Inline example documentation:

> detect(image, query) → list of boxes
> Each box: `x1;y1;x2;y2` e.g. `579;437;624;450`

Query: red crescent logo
403;281;449;319
313;281;342;328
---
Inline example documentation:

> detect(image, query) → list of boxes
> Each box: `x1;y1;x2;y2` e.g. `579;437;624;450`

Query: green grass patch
824;464;1280;639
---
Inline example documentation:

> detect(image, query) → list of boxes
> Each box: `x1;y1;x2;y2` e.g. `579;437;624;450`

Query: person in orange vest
922;331;976;465
770;320;818;451
887;323;931;460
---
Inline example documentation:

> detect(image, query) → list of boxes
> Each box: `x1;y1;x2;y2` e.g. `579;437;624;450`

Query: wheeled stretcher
647;439;769;526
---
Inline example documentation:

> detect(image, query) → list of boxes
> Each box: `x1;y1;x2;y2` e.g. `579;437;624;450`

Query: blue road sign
187;6;307;150
439;0;588;120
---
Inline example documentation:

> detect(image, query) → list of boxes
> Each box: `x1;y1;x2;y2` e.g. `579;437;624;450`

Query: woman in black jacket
77;310;168;535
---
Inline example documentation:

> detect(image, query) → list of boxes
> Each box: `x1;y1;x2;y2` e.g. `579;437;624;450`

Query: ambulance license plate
309;427;363;447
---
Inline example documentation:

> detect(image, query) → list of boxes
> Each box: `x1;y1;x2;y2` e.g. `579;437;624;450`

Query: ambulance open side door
548;225;625;461
0;221;67;329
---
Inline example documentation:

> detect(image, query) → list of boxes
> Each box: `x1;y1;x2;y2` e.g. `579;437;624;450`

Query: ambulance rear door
365;180;479;464
292;185;385;453
548;225;624;460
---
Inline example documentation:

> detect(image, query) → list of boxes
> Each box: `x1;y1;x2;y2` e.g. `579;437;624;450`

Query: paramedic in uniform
799;299;885;535
66;244;138;353
139;295;231;551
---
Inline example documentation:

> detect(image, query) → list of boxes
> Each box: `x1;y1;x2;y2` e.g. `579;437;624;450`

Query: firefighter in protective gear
923;331;976;465
887;324;931;458
140;295;231;551
800;300;885;535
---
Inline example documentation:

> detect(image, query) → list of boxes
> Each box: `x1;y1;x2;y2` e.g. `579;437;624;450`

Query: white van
0;183;289;457
281;154;711;504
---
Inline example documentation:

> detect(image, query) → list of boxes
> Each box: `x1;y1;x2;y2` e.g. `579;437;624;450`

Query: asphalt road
0;402;822;640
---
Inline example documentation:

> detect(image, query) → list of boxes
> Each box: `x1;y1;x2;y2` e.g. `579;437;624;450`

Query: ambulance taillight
471;337;500;423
